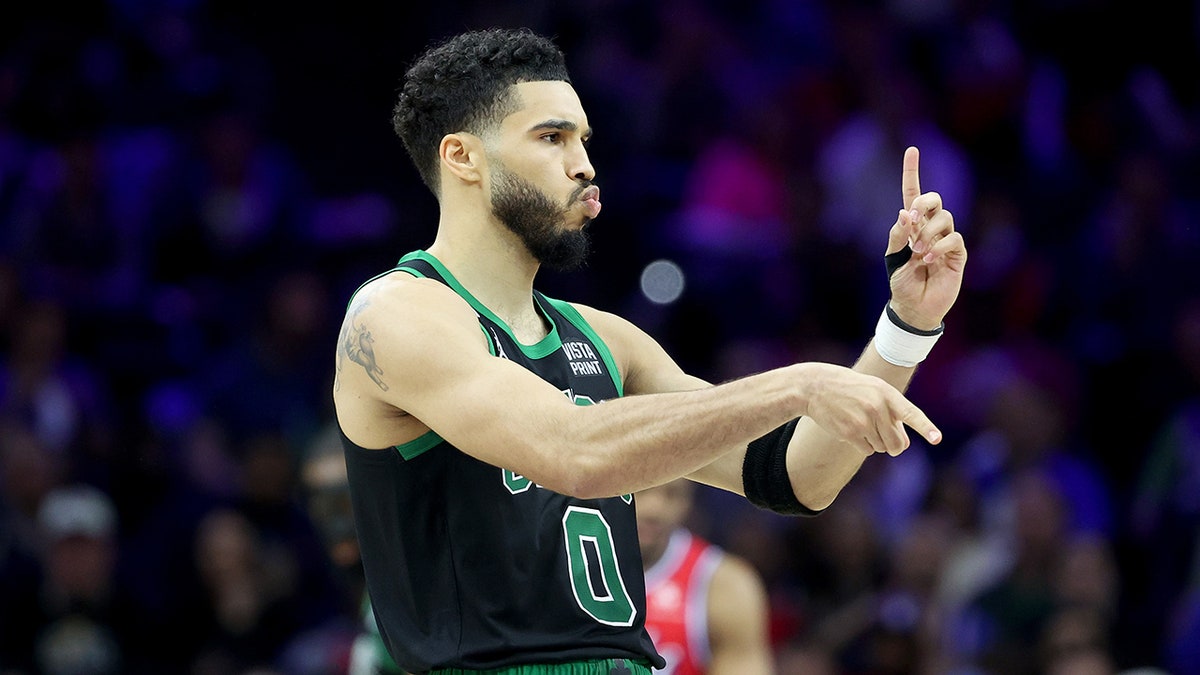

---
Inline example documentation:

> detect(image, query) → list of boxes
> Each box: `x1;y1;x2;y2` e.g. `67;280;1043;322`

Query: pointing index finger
900;398;942;445
901;146;920;210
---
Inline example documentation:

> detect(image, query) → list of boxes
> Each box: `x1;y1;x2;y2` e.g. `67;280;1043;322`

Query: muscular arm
332;275;931;500
706;555;774;675
584;305;919;510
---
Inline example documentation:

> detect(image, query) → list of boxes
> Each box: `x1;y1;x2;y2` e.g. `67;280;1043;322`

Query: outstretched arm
334;272;938;500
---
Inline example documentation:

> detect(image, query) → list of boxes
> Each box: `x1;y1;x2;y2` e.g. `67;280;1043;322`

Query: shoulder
335;271;490;389
333;270;493;447
345;271;471;324
339;271;489;354
560;300;638;338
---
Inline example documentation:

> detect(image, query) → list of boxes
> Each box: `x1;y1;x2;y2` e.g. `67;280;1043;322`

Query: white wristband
873;305;943;367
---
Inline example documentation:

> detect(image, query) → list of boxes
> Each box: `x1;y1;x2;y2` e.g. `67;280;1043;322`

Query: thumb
886;209;913;255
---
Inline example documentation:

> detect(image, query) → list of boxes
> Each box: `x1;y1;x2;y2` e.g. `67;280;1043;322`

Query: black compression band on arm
742;418;823;516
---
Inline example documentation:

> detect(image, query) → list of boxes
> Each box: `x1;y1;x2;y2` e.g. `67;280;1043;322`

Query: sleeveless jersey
643;530;724;675
340;250;663;673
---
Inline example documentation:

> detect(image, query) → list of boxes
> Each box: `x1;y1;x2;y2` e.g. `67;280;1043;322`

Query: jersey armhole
394;429;443;460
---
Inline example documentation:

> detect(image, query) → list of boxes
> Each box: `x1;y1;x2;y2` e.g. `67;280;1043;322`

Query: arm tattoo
336;300;389;392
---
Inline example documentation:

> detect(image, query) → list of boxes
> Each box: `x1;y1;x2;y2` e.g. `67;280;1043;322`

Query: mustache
567;180;596;204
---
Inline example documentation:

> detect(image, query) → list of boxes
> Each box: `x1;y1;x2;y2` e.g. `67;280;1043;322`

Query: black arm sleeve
742;418;824;516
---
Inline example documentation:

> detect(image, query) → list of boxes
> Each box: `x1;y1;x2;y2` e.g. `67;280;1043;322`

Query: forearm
785;339;917;510
564;364;809;498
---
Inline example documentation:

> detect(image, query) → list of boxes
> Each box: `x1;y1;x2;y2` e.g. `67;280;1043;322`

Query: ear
438;132;485;185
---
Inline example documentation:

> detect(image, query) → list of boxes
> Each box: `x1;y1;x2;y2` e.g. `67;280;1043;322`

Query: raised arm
780;146;968;503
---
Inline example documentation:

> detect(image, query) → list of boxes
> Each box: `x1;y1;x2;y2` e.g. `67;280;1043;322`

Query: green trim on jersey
394;429;442;460
391;256;496;355
540;297;624;398
398;251;563;359
376;251;627;463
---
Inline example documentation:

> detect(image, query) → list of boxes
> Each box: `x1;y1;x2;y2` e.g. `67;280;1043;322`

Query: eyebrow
529;119;593;137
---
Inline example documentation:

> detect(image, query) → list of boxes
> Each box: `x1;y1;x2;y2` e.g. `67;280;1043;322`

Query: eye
541;132;561;144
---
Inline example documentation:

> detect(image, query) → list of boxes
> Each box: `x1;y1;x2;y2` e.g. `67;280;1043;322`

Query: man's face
486;81;601;271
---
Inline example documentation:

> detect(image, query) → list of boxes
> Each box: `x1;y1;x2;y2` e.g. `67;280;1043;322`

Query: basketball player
333;27;966;675
638;479;774;675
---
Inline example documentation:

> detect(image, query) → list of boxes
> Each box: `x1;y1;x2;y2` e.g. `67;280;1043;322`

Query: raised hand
885;146;967;331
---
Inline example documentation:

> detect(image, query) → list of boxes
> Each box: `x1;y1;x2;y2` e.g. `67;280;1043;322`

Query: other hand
886;146;967;330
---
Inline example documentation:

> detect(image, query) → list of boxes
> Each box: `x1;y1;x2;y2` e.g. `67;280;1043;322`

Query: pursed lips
578;185;601;219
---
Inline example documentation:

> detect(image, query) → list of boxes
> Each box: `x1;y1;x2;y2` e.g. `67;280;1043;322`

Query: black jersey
340;250;663;673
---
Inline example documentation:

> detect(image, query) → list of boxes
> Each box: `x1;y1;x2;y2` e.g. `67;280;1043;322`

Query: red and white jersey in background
643;529;724;675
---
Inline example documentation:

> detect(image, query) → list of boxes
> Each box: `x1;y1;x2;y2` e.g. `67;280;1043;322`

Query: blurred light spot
640;259;685;305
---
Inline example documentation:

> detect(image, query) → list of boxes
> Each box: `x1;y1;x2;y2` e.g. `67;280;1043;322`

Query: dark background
1;1;1198;674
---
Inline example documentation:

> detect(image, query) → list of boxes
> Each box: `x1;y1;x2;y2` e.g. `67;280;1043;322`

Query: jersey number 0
562;506;637;627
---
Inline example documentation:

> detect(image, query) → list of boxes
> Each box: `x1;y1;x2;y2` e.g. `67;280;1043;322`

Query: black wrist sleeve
742;418;823;517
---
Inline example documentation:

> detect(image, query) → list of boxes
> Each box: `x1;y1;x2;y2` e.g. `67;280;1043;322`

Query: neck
427;210;543;333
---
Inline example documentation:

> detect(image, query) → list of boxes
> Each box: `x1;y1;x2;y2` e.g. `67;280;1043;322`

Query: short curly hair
393;27;572;195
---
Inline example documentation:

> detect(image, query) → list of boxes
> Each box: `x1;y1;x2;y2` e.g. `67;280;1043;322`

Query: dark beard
491;167;592;271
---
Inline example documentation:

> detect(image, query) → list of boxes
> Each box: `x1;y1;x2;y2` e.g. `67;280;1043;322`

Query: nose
568;142;595;182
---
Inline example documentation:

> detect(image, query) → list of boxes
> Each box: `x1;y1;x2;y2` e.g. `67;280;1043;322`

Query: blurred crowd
1;1;1198;674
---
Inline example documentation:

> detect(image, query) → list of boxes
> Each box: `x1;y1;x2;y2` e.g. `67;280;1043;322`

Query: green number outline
561;506;636;627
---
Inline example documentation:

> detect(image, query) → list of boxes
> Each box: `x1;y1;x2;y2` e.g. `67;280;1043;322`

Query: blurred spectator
0;422;67;549
0;427;53;670
170;110;307;285
1054;534;1119;625
956;470;1069;674
954;345;1115;541
29;484;135;675
187;506;327;674
201;269;336;450
233;431;347;635
0;296;115;479
301;424;365;607
1129;298;1200;666
663;128;801;343
787;492;890;671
